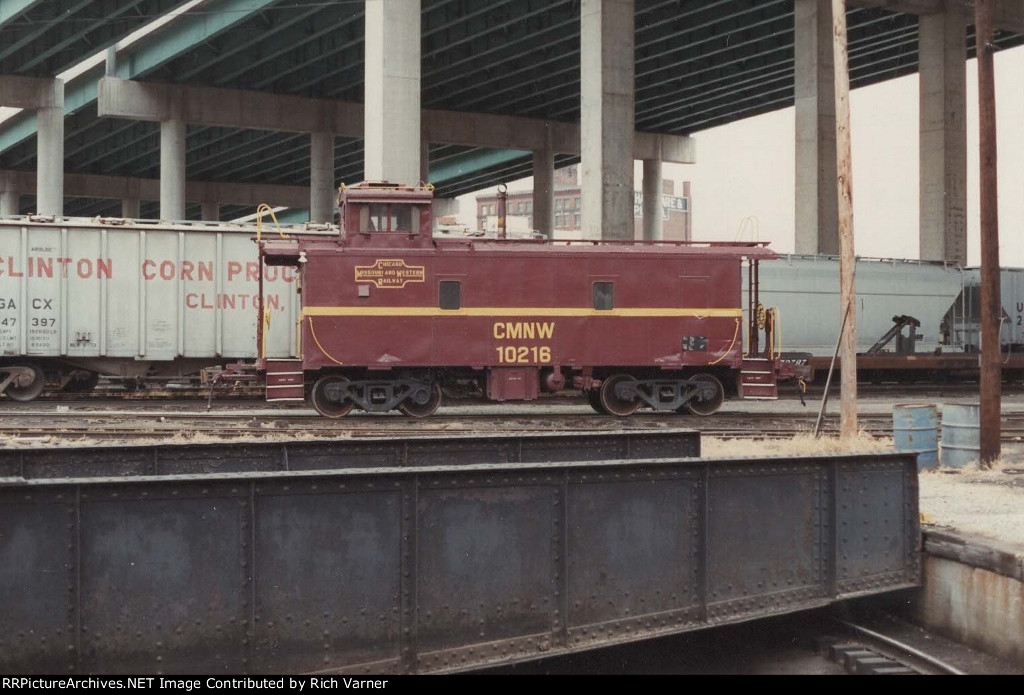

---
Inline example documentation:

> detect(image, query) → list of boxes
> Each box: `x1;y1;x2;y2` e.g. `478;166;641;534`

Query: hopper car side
0;215;332;401
753;255;1024;383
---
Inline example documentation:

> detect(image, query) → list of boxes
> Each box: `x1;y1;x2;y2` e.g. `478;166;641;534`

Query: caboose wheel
4;363;45;402
598;374;641;417
398;382;442;418
311;375;355;418
586;388;608;414
684;373;724;416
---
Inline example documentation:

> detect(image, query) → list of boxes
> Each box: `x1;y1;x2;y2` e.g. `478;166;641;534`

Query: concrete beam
0;75;63;108
992;1;1024;32
98;77;364;134
850;0;1023;32
98;77;695;164
0;169;311;209
850;0;944;13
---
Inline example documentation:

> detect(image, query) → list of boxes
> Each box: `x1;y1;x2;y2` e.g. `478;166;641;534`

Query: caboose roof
288;235;780;260
432;237;780;260
339;181;434;205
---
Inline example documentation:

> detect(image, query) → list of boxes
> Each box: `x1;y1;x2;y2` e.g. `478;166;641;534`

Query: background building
475;166;691;240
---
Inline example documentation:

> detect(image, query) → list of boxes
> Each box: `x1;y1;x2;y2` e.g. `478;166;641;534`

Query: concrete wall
909;530;1024;664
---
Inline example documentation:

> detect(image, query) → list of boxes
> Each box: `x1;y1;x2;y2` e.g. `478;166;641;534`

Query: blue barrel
940;403;981;468
892;403;939;469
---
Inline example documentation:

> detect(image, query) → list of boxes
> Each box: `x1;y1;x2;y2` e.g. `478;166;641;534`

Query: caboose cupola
338;181;435;248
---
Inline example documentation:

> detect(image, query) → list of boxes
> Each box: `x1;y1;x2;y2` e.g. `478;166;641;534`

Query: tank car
0;214;330;401
255;181;797;417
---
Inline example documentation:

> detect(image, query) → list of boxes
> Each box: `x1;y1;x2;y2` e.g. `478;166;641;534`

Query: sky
457;45;1024;267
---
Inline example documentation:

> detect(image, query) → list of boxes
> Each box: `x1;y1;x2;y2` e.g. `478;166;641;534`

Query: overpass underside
0;431;920;674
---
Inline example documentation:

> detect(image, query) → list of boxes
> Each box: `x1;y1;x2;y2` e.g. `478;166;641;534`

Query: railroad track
475;607;1019;675
821;619;965;675
4;407;1024;445
17;378;1024;404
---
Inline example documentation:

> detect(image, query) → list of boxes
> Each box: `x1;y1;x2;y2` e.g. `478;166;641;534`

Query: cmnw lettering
493;321;555;340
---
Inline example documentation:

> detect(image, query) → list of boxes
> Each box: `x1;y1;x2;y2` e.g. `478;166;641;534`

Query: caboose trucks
256;181;794;417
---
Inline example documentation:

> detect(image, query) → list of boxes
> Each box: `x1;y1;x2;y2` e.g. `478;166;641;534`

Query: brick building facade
474;165;691;240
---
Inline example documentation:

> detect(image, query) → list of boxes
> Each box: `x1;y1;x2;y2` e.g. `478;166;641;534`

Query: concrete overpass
1;0;1022;259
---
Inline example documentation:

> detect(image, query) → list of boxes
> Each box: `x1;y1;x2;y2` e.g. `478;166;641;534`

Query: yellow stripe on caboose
301;307;742;318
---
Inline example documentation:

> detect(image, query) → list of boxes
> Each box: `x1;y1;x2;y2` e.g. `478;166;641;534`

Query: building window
555;199;564;211
573;213;580;228
573;197;580;210
593;282;614;311
440;281;461;310
526;202;532;213
555;213;564;227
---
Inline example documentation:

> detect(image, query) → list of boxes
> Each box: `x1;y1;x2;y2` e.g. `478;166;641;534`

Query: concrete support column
794;0;838;255
201;200;219;221
642;159;663;241
580;0;635;240
364;0;421;185
432;197;458;218
420;134;430;184
160;118;186;220
919;4;967;263
35;80;65;216
0;172;18;215
310;130;335;223
121;197;140;219
0;190;17;215
532;149;555;237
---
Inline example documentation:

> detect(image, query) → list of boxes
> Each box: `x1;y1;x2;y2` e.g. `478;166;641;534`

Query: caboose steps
739;358;779;400
263;358;306;402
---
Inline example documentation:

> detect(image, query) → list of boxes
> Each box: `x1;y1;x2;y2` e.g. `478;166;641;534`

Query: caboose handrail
475;238;772;249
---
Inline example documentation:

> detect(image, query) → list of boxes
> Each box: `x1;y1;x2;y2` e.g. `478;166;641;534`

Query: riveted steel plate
0;447;919;674
0;430;699;480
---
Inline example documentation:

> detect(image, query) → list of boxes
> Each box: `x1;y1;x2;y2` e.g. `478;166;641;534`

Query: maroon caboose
257;181;793;417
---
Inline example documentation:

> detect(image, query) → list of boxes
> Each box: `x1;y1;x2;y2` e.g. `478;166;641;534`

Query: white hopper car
0;215;334;401
747;254;1024;382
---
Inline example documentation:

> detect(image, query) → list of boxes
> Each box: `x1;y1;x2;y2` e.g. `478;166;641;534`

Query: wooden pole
832;0;857;439
975;0;1001;464
814;300;851;438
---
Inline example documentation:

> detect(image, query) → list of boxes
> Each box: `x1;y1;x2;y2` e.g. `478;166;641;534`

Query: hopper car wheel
586;388;608;414
684;373;724;416
599;374;641;417
311;375;354;418
4;363;45;402
398;382;442;418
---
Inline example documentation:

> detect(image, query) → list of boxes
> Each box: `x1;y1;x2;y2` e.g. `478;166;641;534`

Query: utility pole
832;0;857;439
975;0;1001;464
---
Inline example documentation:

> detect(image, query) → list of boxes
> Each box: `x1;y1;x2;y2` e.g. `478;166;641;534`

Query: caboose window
362;204;386;232
358;203;415;233
440;281;461;310
392;206;412;232
593;282;614;310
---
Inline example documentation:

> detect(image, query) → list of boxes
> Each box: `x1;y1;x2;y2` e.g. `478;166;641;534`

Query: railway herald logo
354;259;425;288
